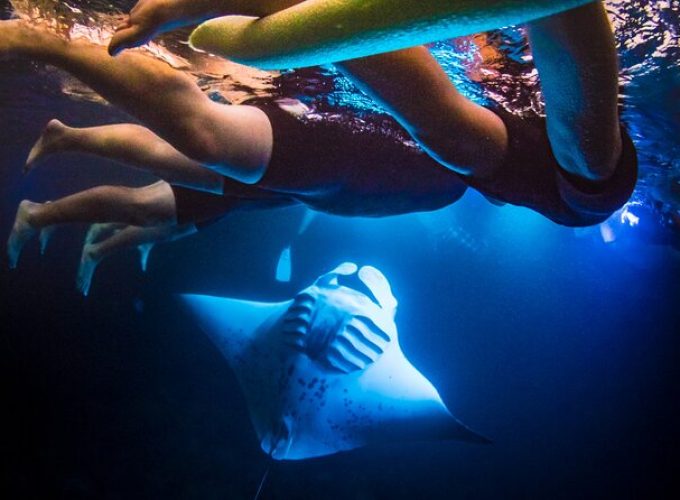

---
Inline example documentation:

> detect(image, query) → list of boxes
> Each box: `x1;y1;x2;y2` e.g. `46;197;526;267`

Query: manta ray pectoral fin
444;418;492;445
179;294;288;359
381;411;492;446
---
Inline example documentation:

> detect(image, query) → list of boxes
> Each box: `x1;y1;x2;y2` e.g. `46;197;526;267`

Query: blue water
1;1;679;498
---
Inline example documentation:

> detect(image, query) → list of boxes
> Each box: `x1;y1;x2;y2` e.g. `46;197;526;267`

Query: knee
413;128;505;178
127;189;157;226
128;184;174;226
548;121;622;182
553;138;622;182
172;120;225;167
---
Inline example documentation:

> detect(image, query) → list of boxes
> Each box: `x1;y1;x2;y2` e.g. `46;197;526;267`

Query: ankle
53;122;76;149
17;200;40;227
82;243;103;263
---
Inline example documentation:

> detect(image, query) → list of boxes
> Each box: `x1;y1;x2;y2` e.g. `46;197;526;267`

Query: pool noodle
189;0;596;69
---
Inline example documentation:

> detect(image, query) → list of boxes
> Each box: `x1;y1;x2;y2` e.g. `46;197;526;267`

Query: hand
109;0;189;56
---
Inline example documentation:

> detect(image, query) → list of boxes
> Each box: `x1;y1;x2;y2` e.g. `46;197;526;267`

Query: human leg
7;181;176;268
84;222;128;245
526;1;621;181
337;47;508;178
26;119;224;193
109;0;568;182
0;20;272;183
77;222;197;296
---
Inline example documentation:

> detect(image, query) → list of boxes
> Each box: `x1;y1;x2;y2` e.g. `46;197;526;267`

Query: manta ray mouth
336;272;381;307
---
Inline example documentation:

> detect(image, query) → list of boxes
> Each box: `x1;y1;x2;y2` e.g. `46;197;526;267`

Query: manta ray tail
253;462;271;500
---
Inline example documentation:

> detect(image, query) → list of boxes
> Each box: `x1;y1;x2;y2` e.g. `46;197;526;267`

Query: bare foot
39;225;57;255
85;222;125;245
7;200;40;268
76;244;101;297
24;119;71;173
137;243;155;272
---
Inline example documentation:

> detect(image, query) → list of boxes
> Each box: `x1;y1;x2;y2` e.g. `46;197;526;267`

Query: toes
138;243;154;272
76;263;93;296
8;230;27;269
24;120;64;173
39;225;56;255
7;240;19;269
109;24;150;56
7;201;37;268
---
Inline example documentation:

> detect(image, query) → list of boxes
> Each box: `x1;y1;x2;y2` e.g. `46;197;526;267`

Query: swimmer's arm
110;0;301;55
189;0;598;69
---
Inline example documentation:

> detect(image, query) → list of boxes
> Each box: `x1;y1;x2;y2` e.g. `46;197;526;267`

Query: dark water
2;1;680;499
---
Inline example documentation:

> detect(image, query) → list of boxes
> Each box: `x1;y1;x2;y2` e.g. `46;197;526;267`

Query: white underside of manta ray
182;262;489;460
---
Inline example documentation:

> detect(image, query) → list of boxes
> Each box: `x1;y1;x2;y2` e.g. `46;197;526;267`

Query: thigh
187;101;274;183
526;2;621;180
337;46;507;178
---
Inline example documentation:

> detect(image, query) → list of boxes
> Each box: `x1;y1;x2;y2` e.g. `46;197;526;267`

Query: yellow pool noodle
189;0;596;70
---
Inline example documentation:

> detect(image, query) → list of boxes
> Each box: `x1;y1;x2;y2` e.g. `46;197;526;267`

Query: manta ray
182;263;488;460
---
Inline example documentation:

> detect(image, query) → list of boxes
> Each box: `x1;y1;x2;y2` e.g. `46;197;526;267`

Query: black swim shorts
172;180;295;228
464;107;638;227
171;185;240;227
254;102;467;217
